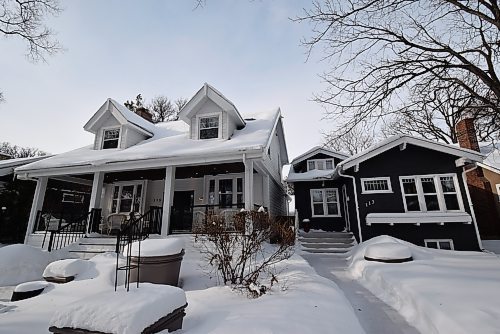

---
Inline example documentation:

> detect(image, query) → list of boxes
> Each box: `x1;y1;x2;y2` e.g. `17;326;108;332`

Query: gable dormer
291;147;349;173
178;83;246;140
84;99;157;150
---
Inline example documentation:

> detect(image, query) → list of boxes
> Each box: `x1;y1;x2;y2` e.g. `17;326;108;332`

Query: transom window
400;174;462;213
111;183;143;214
425;239;454;250
361;177;392;194
102;128;120;149
310;188;341;217
307;159;334;171
199;115;220;139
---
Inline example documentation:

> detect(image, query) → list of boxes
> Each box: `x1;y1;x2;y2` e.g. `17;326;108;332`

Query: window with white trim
310;188;341;217
361;177;392;194
199;116;220;139
110;183;144;214
102;128;120;149
207;176;244;208
307;159;335;171
400;174;462;212
424;239;454;250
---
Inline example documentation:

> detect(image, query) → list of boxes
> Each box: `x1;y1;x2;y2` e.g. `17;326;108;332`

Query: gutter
461;164;484;250
337;165;363;243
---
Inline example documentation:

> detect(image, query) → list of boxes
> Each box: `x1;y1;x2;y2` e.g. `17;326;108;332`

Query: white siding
253;173;264;207
269;178;287;217
145;180;165;209
174;178;205;206
189;99;232;140
93;114;121;150
121;125;148;149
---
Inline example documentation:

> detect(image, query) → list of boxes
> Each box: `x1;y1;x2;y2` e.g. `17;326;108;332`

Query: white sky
0;0;333;161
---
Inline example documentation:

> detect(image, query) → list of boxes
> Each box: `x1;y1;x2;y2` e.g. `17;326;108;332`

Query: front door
170;191;194;233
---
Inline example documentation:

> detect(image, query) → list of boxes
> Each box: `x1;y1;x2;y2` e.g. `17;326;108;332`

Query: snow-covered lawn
349;236;500;334
0;237;365;333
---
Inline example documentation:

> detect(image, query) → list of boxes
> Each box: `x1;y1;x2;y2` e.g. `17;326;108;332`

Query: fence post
47;231;55;252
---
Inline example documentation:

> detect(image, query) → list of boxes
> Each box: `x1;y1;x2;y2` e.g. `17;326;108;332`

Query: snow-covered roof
16;109;281;175
0;156;50;177
286;169;335;182
338;135;484;171
290;146;349;165
478;142;500;173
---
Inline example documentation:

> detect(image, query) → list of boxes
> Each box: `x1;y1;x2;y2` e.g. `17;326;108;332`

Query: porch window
236;177;244;208
219;179;233;208
206;176;244;208
102;128;120;149
310;188;341;217
400;174;462;213
425;239;454;250
110;183;143;214
199;116;219;139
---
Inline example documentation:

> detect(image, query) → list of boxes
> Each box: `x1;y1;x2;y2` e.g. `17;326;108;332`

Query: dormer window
199;115;220;139
307;159;334;171
102;128;120;149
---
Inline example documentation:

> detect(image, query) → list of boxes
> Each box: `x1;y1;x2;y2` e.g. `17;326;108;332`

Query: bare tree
0;0;61;62
0;142;47;158
149;96;178;123
174;97;188;113
297;0;500;138
323;123;375;155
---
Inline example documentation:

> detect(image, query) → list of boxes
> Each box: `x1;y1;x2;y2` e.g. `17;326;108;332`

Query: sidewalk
302;253;420;334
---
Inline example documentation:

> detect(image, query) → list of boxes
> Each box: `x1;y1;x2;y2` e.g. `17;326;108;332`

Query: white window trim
399;173;464;213
109;181;146;214
310;188;341;218
424;239;455;250
361;177;393;194
197;112;222;140
101;126;122;149
307;159;335;171
205;173;244;207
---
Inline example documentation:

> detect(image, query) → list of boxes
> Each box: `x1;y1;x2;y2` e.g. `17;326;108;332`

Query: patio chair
221;209;239;231
193;210;206;231
105;213;127;235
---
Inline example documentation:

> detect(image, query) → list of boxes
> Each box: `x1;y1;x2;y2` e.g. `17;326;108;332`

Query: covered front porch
25;159;271;242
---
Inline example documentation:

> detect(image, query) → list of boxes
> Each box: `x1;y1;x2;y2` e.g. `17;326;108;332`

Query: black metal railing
170;203;246;233
42;210;93;252
114;206;162;291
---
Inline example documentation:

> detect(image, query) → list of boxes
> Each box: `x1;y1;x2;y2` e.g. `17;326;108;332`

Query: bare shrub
194;210;295;297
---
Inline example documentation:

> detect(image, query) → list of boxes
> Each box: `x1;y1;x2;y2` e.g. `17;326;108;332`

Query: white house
17;83;289;246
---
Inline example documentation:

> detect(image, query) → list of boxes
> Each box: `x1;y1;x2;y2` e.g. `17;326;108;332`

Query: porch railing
114;206;162;291
41;210;89;252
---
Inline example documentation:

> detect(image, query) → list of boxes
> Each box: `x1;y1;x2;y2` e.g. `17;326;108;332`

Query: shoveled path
302;253;420;334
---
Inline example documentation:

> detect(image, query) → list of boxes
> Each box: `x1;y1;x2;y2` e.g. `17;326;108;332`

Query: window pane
426;241;438;249
237;178;243;193
444;194;460;210
113;186;119;199
317;161;325;170
104;129;120;139
237;194;244;208
111;200;118;213
405;196;420;211
312;190;323;203
133;185;142;212
326;160;333;169
402;179;417;194
121;186;134;200
440;177;456;192
327;203;338;215
421;178;436;193
120;199;132;212
308;161;315;170
200;116;219;129
200;128;218;139
424;195;440;211
102;139;119;149
439;241;452;250
219;179;233;193
364;179;389;192
326;190;337;203
219;194;232;208
313;203;324;215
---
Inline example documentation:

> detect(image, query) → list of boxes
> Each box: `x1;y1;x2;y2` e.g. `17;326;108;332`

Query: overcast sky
0;0;332;161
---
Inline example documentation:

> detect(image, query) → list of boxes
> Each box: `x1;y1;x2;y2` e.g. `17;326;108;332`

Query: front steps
67;237;117;260
299;230;356;254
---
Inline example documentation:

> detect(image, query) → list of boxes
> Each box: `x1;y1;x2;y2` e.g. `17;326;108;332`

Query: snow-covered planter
364;242;413;263
11;281;50;301
48;283;187;334
123;238;185;287
43;259;91;283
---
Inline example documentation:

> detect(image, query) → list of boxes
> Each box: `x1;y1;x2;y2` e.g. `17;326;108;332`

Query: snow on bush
43;259;91;279
364;242;412;261
49;283;186;334
0;244;57;286
123;237;184;257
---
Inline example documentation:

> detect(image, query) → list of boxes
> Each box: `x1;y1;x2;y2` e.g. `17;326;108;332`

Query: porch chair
105;213;127;235
193;210;206;231
221;209;239;231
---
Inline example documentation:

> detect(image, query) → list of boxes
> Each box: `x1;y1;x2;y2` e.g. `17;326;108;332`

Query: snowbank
349;235;500;334
49;283;186;334
43;259;91;279
14;281;50;293
364;242;412;262
0;244;56;286
123;237;184;257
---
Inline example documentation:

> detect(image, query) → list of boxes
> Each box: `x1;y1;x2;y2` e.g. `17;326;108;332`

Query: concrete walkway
302;253;420;334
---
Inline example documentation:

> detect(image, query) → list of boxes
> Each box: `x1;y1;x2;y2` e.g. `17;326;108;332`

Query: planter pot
129;249;185;286
11;288;45;302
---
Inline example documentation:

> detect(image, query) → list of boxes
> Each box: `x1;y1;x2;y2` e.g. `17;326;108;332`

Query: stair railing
43;211;92;252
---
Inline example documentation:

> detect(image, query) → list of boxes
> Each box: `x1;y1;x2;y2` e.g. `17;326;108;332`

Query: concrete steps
67;237;117;259
299;230;356;254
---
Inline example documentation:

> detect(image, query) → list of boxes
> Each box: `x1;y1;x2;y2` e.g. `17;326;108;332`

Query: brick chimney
135;106;154;123
456;116;500;238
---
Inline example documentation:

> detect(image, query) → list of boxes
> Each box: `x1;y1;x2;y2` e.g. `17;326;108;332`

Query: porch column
24;176;48;244
263;174;270;210
161;166;175;236
244;160;254;210
89;171;104;210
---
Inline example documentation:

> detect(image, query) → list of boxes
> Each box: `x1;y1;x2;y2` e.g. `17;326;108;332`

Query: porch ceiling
104;168;166;182
175;162;245;179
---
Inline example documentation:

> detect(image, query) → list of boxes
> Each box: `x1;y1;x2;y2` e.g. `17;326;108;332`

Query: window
62;193;85;203
102;128;120;149
206;176;244;208
199;116;220;139
425;239;454;250
219;179;233;208
361;177;392;194
236;178;244;208
310;188;341;217
110;183;144;214
307;159;335;171
400;174;462;213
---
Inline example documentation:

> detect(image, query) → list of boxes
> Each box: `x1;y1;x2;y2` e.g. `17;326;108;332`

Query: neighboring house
16;83;289;245
0;152;12;161
287;136;484;251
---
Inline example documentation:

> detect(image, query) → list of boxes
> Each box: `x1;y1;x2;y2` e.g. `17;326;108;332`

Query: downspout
337;166;363;243
462;164;484;250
